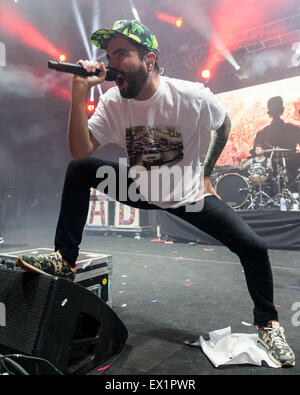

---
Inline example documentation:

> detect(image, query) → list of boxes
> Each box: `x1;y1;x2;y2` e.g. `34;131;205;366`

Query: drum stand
246;176;275;210
272;153;294;210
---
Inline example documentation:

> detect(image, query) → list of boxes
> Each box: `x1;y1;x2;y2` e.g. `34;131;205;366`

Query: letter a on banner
86;189;109;229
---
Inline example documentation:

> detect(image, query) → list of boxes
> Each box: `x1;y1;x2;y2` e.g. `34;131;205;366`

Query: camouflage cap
91;19;159;56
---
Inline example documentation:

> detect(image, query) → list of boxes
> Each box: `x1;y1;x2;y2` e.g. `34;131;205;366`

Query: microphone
48;60;117;81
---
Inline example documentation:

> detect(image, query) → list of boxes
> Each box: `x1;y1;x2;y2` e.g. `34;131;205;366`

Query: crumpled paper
187;326;280;368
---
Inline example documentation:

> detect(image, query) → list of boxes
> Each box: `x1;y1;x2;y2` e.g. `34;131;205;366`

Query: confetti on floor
98;365;110;372
241;321;252;326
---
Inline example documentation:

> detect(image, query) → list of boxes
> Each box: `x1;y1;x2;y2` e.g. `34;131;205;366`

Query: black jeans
54;158;278;326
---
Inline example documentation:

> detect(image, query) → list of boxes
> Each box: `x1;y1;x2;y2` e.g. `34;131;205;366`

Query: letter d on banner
0;42;6;67
0;302;6;327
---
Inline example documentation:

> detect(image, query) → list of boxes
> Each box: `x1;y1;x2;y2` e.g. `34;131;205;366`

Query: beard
118;64;149;99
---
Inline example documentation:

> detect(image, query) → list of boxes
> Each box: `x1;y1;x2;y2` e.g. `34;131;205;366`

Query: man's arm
68;60;106;160
238;158;253;170
203;114;231;177
198;114;231;199
266;158;273;170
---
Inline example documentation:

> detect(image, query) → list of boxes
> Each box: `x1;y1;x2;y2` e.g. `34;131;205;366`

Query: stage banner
114;202;140;229
86;189;109;229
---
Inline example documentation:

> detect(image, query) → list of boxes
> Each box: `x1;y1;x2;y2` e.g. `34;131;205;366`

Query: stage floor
1;221;299;376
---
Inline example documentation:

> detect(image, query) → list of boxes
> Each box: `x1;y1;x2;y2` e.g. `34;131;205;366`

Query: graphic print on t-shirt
126;125;184;170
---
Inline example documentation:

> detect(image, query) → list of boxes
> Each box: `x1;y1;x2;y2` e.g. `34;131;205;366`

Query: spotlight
87;100;95;114
59;53;67;62
157;12;183;28
201;69;211;79
176;18;183;28
0;3;62;59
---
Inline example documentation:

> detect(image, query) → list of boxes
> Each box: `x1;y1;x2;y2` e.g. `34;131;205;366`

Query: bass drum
215;173;250;209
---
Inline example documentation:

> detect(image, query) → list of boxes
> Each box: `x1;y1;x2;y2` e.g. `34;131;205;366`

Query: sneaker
16;250;77;282
257;321;295;367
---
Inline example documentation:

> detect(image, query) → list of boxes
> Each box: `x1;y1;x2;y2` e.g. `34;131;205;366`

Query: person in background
255;96;300;150
239;144;273;172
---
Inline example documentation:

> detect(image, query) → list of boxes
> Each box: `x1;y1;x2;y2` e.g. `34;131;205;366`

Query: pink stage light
157;12;183;28
205;0;294;75
0;3;62;58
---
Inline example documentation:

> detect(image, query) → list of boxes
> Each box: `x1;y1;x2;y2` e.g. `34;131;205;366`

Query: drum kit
212;147;300;211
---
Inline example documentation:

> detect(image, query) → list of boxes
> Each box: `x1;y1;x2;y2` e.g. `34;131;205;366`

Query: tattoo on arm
240;159;252;170
203;114;231;177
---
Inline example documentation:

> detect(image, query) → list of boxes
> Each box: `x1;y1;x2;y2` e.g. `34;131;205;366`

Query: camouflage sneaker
16;250;77;282
257;321;295;367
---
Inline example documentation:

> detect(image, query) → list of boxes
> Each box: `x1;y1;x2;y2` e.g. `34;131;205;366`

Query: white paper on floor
188;326;280;368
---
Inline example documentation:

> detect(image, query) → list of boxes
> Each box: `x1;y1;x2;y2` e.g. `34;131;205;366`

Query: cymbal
264;147;294;152
215;164;239;169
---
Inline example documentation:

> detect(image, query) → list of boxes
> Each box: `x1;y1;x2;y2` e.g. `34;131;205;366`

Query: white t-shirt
88;76;226;209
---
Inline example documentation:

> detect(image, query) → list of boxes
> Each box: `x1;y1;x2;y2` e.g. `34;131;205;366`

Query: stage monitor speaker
0;268;128;375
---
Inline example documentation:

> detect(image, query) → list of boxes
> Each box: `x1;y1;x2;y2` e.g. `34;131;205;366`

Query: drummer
239;144;273;175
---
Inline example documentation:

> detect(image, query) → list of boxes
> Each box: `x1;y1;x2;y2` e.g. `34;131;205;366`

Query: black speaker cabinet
0;268;128;375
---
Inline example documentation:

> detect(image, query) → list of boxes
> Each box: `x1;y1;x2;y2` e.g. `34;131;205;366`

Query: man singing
17;20;295;367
